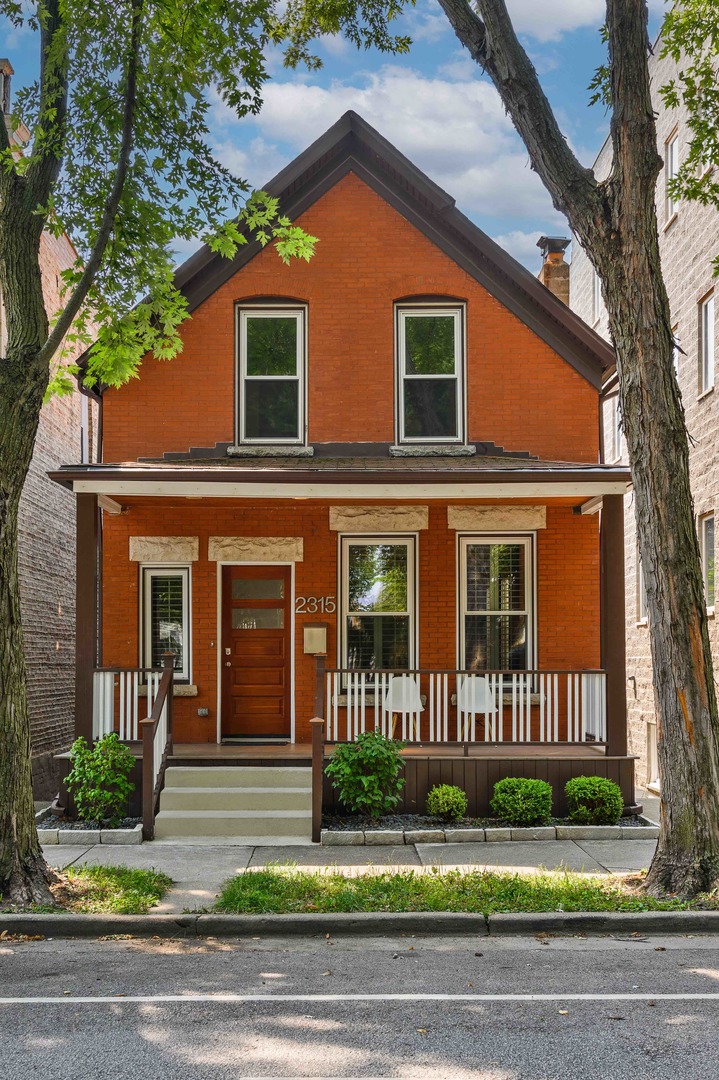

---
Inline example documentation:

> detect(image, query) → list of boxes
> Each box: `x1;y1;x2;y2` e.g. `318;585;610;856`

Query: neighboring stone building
2;59;99;797
568;40;719;792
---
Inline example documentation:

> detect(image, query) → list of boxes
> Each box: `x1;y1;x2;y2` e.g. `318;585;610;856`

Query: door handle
224;661;232;667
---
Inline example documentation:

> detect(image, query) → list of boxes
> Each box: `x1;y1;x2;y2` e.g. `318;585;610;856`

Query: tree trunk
0;190;55;904
436;0;719;898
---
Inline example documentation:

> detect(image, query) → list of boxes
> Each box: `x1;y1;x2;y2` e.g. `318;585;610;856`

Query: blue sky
2;0;665;270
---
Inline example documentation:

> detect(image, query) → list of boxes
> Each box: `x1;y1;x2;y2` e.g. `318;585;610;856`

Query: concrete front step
154;809;312;839
164;766;312;789
160;787;312;812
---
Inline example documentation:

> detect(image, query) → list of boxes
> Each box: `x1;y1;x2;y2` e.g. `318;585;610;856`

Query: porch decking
169;741;611;762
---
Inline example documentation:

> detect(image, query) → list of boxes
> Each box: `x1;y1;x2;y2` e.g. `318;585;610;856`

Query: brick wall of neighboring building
569;41;719;789
102;171;600;466
101;498;600;743
14;228;98;798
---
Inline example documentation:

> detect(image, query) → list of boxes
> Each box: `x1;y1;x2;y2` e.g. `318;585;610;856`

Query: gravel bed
49;817;141;832
322;813;650;831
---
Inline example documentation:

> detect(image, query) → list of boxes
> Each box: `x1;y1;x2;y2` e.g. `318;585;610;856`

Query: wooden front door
221;565;292;739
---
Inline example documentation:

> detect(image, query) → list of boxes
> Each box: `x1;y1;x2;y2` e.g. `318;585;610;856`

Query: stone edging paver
321;818;659;846
1;908;717;938
37;824;143;846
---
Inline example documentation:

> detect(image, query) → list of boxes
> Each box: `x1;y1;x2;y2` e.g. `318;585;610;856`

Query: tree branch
36;0;144;370
435;0;606;232
26;0;69;214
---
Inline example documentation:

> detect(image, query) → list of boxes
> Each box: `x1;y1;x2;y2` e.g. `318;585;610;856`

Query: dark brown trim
49;462;632;490
601;493;628;755
76;112;615;391
75;493;99;741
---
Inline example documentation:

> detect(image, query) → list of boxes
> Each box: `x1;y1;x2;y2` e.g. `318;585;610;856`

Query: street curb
487;910;719;935
3;908;719;938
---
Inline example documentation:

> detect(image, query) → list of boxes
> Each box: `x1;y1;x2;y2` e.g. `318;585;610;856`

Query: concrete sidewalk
43;836;658;914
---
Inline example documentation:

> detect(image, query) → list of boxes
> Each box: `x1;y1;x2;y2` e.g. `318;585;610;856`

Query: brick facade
569;40;719;789
103;173;599;465
14;229;98;796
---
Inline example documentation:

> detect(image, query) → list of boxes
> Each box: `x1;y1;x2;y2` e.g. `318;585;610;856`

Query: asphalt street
1;932;718;1078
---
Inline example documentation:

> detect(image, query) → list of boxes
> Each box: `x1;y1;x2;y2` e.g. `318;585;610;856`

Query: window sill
697;386;715;402
227;445;314;457
389;444;476;457
635;618;648;628
138;684;198;697
663;212;678;233
708;607;715;620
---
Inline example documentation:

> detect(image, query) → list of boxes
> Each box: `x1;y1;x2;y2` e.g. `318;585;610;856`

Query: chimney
537;235;570;306
0;59;12;116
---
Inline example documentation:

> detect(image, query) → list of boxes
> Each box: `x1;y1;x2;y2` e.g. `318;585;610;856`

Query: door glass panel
231;578;284;601
232;608;284;629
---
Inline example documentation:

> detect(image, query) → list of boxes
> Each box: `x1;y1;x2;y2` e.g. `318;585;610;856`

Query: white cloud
212;135;286;189
216;66;559;227
493;229;569;271
505;0;603;43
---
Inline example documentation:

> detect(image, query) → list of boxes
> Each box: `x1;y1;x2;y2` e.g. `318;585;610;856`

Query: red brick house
51;113;633;840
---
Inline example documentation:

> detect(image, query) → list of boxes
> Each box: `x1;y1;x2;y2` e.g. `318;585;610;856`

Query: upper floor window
237;307;305;444
665;132;679;221
700;292;715;395
396;306;464;444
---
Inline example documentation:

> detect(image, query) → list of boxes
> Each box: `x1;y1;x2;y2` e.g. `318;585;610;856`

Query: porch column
600;493;627;756
75;492;99;743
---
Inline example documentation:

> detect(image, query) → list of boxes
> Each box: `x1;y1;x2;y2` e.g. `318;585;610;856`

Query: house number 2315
296;596;336;614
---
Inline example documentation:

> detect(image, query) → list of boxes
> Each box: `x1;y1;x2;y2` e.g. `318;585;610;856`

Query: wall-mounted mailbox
303;622;328;656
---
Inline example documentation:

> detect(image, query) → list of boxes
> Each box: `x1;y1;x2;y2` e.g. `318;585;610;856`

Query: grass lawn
214;866;715;916
0;864;173;915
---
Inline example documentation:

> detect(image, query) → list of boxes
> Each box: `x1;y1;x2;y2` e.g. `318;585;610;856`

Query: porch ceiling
50;457;631;500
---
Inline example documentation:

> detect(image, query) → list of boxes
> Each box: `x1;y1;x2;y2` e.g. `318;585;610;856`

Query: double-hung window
460;536;533;671
700;513;715;609
341;537;415;670
142;567;191;680
700;292;715;394
238;307;305;443
665;133;679;221
396;306;464;443
607;396;621;462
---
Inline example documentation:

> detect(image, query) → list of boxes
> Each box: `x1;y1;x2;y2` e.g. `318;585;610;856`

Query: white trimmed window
396;306;464;443
592;270;602;325
665;132;679;220
341;537;415;670
607;396;621;462
142;567;191;681
647;722;660;791
637;553;648;623
237;307;305;444
459;536;533;671
700;292;715;394
700;513;715;609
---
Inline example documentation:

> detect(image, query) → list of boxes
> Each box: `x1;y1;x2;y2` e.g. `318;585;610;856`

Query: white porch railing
92;668;164;741
324;669;606;745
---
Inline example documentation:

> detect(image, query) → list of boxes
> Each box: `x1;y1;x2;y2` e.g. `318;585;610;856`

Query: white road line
1;993;719;1005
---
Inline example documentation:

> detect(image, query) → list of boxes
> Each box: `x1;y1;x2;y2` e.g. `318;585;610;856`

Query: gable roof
173;111;614;389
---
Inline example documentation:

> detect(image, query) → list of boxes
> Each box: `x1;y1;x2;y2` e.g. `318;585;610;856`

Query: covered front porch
52;455;633;838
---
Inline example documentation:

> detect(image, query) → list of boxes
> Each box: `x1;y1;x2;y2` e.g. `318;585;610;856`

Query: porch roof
50;456;631;500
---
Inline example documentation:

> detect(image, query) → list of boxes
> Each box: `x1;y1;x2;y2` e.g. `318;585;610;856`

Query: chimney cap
0;59;13;76
537;235;571;261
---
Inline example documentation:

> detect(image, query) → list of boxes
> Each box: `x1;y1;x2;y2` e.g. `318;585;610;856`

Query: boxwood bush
426;784;468;822
325;731;405;818
565;776;624;825
490;777;553;827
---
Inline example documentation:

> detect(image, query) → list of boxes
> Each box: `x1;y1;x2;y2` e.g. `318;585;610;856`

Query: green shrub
65;734;136;827
490;777;553;826
426;784;468;821
325;731;405;818
565;776;624;825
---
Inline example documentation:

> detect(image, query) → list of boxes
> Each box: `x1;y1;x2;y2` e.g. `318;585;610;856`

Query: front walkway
43;836;659;914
